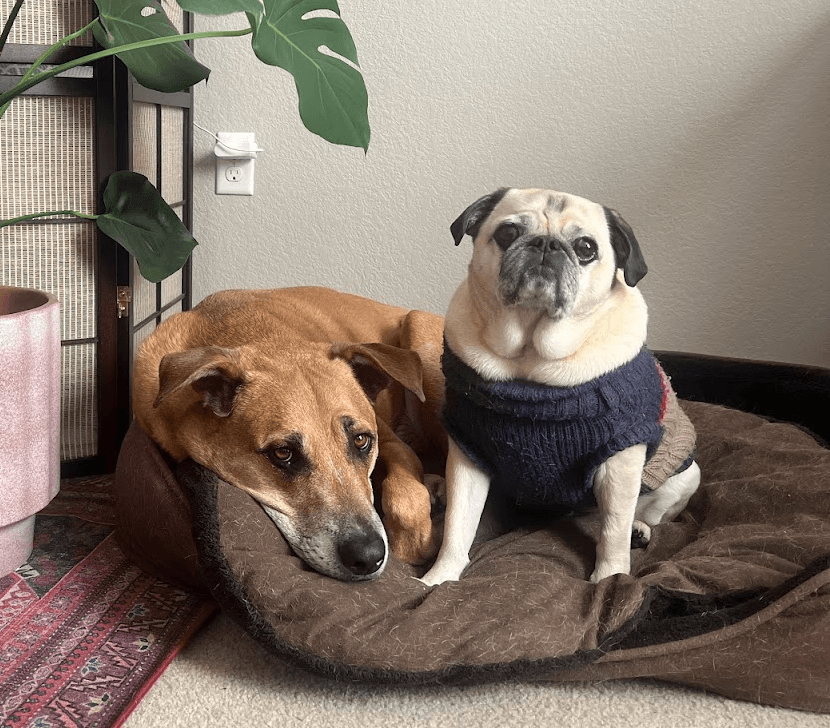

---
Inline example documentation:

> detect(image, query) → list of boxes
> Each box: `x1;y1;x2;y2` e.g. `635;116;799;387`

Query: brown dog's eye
272;447;292;463
261;439;310;476
492;223;522;250
573;237;598;264
353;433;373;452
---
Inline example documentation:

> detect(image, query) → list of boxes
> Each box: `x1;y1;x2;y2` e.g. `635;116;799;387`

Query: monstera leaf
93;0;210;93
177;0;370;150
97;172;198;283
0;0;371;284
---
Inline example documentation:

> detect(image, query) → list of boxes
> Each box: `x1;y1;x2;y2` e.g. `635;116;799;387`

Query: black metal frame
1;23;195;477
118;41;195;468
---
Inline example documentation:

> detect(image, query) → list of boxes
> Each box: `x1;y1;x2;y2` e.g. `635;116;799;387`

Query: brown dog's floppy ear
605;207;648;287
450;188;509;245
154;346;248;417
331;343;426;403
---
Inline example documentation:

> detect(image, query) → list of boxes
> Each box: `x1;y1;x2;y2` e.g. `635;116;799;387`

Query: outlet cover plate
216;157;254;195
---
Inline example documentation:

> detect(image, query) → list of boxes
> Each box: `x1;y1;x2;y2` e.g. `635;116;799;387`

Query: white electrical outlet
216;157;255;195
214;132;261;196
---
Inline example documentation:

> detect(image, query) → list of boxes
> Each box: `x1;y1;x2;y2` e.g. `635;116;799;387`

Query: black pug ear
450;188;509;245
604;207;648;287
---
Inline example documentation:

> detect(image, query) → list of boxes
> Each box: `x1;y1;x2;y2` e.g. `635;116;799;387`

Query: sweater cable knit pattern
442;344;694;510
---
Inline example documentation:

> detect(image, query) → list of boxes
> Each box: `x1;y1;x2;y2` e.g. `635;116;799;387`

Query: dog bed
114;352;830;714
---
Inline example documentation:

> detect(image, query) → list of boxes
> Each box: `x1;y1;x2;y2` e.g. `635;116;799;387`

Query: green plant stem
0;210;99;228
22;18;99;81
0;18;99;118
0;26;252;110
0;0;25;56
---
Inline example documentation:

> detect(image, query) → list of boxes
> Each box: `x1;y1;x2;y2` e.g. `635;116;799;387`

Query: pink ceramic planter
0;286;61;576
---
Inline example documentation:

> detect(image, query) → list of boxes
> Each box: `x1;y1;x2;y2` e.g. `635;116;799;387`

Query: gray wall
190;0;830;368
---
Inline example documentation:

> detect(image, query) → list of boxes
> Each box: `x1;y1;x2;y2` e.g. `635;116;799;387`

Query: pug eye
492;223;522;250
573;237;598;264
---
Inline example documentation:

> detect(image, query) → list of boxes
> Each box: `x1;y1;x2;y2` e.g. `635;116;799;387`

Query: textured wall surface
190;0;830;367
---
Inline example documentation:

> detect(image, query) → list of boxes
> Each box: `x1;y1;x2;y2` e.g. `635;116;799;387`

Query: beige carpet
123;612;829;727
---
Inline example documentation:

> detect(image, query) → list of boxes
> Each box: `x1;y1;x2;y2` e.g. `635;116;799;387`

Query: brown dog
132;287;446;582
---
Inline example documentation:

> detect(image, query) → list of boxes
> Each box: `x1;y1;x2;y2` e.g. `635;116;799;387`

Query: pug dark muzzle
498;235;580;318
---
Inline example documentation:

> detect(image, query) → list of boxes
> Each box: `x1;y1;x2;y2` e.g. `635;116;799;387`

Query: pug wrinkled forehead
450;187;648;290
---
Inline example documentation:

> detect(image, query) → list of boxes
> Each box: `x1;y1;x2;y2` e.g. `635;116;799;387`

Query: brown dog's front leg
375;420;437;565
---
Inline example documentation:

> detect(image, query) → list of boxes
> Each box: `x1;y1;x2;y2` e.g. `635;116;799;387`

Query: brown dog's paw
386;519;438;566
382;480;439;566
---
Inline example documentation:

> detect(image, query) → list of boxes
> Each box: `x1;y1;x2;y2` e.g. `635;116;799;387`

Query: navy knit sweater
442;345;667;510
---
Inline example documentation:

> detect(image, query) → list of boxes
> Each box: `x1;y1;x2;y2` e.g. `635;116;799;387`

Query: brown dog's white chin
262;505;389;582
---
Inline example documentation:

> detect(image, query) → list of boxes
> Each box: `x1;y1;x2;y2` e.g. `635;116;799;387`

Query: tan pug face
453;188;647;320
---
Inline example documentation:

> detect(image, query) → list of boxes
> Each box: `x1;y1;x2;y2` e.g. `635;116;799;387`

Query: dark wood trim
0;43;93;64
4;216;93;226
114;59;134;465
182;86;195;311
155;96;164;323
61;337;97;347
56;10;196;475
132;294;187;332
0;76;94;96
155;97;163;190
181;9;195;311
61;456;109;479
90;54;121;476
131;85;191;108
179;0;195;313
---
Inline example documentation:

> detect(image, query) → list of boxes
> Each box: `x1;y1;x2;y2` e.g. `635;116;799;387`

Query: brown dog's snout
337;524;387;577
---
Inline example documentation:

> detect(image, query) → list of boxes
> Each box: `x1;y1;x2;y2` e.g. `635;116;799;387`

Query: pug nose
530;236;562;254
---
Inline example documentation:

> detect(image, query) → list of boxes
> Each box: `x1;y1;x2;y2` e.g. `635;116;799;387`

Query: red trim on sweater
656;363;671;423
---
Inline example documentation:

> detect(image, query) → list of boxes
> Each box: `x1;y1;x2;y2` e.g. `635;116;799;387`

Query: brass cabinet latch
117;286;132;319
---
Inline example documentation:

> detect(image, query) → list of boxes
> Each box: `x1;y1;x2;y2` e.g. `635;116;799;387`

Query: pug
420;188;700;586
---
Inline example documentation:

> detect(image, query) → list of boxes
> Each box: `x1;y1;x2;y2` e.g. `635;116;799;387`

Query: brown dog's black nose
337;528;386;577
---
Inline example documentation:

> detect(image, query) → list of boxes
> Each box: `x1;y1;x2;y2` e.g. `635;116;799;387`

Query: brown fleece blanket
115;395;830;713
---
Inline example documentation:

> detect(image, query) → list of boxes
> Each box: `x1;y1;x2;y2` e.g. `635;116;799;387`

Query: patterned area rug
0;476;217;728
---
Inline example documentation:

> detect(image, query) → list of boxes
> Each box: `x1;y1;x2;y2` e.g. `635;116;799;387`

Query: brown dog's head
152;341;425;582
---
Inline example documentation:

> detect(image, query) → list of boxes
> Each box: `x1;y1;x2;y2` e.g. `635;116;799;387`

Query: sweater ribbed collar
442;342;655;421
